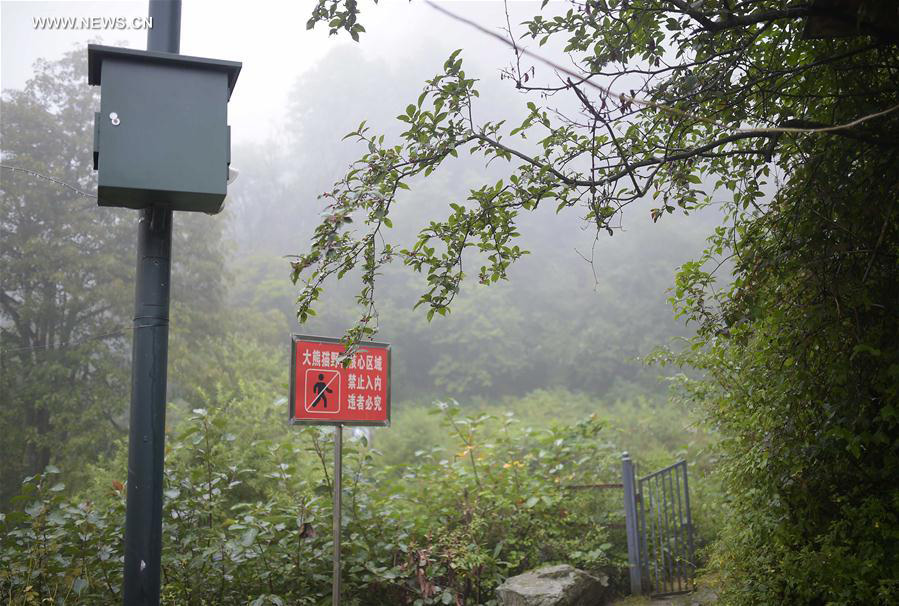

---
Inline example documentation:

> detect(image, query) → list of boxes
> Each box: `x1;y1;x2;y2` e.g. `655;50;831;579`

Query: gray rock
496;564;610;606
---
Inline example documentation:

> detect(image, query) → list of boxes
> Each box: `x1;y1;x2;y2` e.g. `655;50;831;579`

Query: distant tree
0;49;230;503
0;50;132;503
300;2;899;603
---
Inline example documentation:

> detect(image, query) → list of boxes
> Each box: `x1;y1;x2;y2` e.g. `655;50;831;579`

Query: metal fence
622;454;695;597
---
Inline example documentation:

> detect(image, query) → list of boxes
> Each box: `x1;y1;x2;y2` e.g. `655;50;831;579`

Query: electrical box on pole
88;44;241;214
86;4;241;602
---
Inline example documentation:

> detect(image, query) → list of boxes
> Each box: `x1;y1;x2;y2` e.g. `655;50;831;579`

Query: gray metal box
88;45;241;214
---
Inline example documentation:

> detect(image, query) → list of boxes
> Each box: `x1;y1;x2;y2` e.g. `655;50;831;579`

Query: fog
4;1;571;142
1;0;724;502
5;4;892;604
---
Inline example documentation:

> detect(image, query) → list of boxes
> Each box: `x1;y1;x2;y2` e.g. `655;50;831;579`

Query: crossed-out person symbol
311;373;334;408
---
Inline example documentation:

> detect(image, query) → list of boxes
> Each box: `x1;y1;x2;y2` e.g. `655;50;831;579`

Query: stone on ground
496;564;610;606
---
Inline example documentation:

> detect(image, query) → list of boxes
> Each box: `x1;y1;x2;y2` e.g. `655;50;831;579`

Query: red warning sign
289;335;390;426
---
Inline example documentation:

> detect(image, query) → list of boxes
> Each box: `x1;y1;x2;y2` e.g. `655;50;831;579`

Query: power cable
425;1;899;136
1;164;97;199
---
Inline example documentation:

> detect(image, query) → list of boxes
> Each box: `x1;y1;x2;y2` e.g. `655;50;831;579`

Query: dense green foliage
302;1;899;604
1;337;716;604
664;109;899;602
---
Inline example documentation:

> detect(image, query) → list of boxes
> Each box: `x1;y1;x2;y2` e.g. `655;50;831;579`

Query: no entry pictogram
289;335;391;426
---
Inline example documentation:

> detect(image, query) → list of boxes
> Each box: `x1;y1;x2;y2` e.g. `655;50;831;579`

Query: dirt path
610;585;718;606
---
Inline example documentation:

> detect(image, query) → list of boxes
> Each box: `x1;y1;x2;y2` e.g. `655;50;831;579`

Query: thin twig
424;1;899;136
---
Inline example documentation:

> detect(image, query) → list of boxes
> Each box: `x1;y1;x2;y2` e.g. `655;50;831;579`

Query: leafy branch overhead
296;0;899;348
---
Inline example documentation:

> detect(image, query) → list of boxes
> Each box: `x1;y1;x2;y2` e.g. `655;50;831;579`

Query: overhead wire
424;0;899;136
1;164;97;199
1;326;132;355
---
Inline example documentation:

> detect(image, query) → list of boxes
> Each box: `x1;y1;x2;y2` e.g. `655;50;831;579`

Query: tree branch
668;1;812;33
473;130;777;190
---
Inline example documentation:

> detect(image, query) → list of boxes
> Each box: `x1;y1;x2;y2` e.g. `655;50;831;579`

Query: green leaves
71;577;89;595
1;394;631;605
305;0;373;41
291;49;492;350
665;56;899;601
1;470;124;603
241;527;259;547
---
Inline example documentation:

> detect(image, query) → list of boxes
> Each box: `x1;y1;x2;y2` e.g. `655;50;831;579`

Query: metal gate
622;454;695;597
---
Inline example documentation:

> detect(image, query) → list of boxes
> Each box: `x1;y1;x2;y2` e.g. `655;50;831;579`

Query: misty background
1;0;721;503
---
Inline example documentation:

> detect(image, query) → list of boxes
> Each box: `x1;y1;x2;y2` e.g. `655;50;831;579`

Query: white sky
2;1;554;144
1;0;722;362
1;0;716;257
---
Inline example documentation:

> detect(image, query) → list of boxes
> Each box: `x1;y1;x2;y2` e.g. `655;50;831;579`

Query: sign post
289;335;391;605
333;423;342;605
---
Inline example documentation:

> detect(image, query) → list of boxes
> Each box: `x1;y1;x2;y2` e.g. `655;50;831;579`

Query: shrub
2;402;634;605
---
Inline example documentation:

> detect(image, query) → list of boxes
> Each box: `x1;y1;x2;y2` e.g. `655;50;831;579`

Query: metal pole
661;471;672;593
682;461;696;591
669;467;682;592
674;463;687;592
621;453;642;595
121;2;180;605
652;475;663;593
333;424;343;606
638;478;650;592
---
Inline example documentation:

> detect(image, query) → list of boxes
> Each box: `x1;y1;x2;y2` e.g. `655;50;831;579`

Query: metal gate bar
622;455;695;597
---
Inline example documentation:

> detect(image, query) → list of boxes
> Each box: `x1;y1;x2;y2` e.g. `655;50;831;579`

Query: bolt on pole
121;2;180;605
